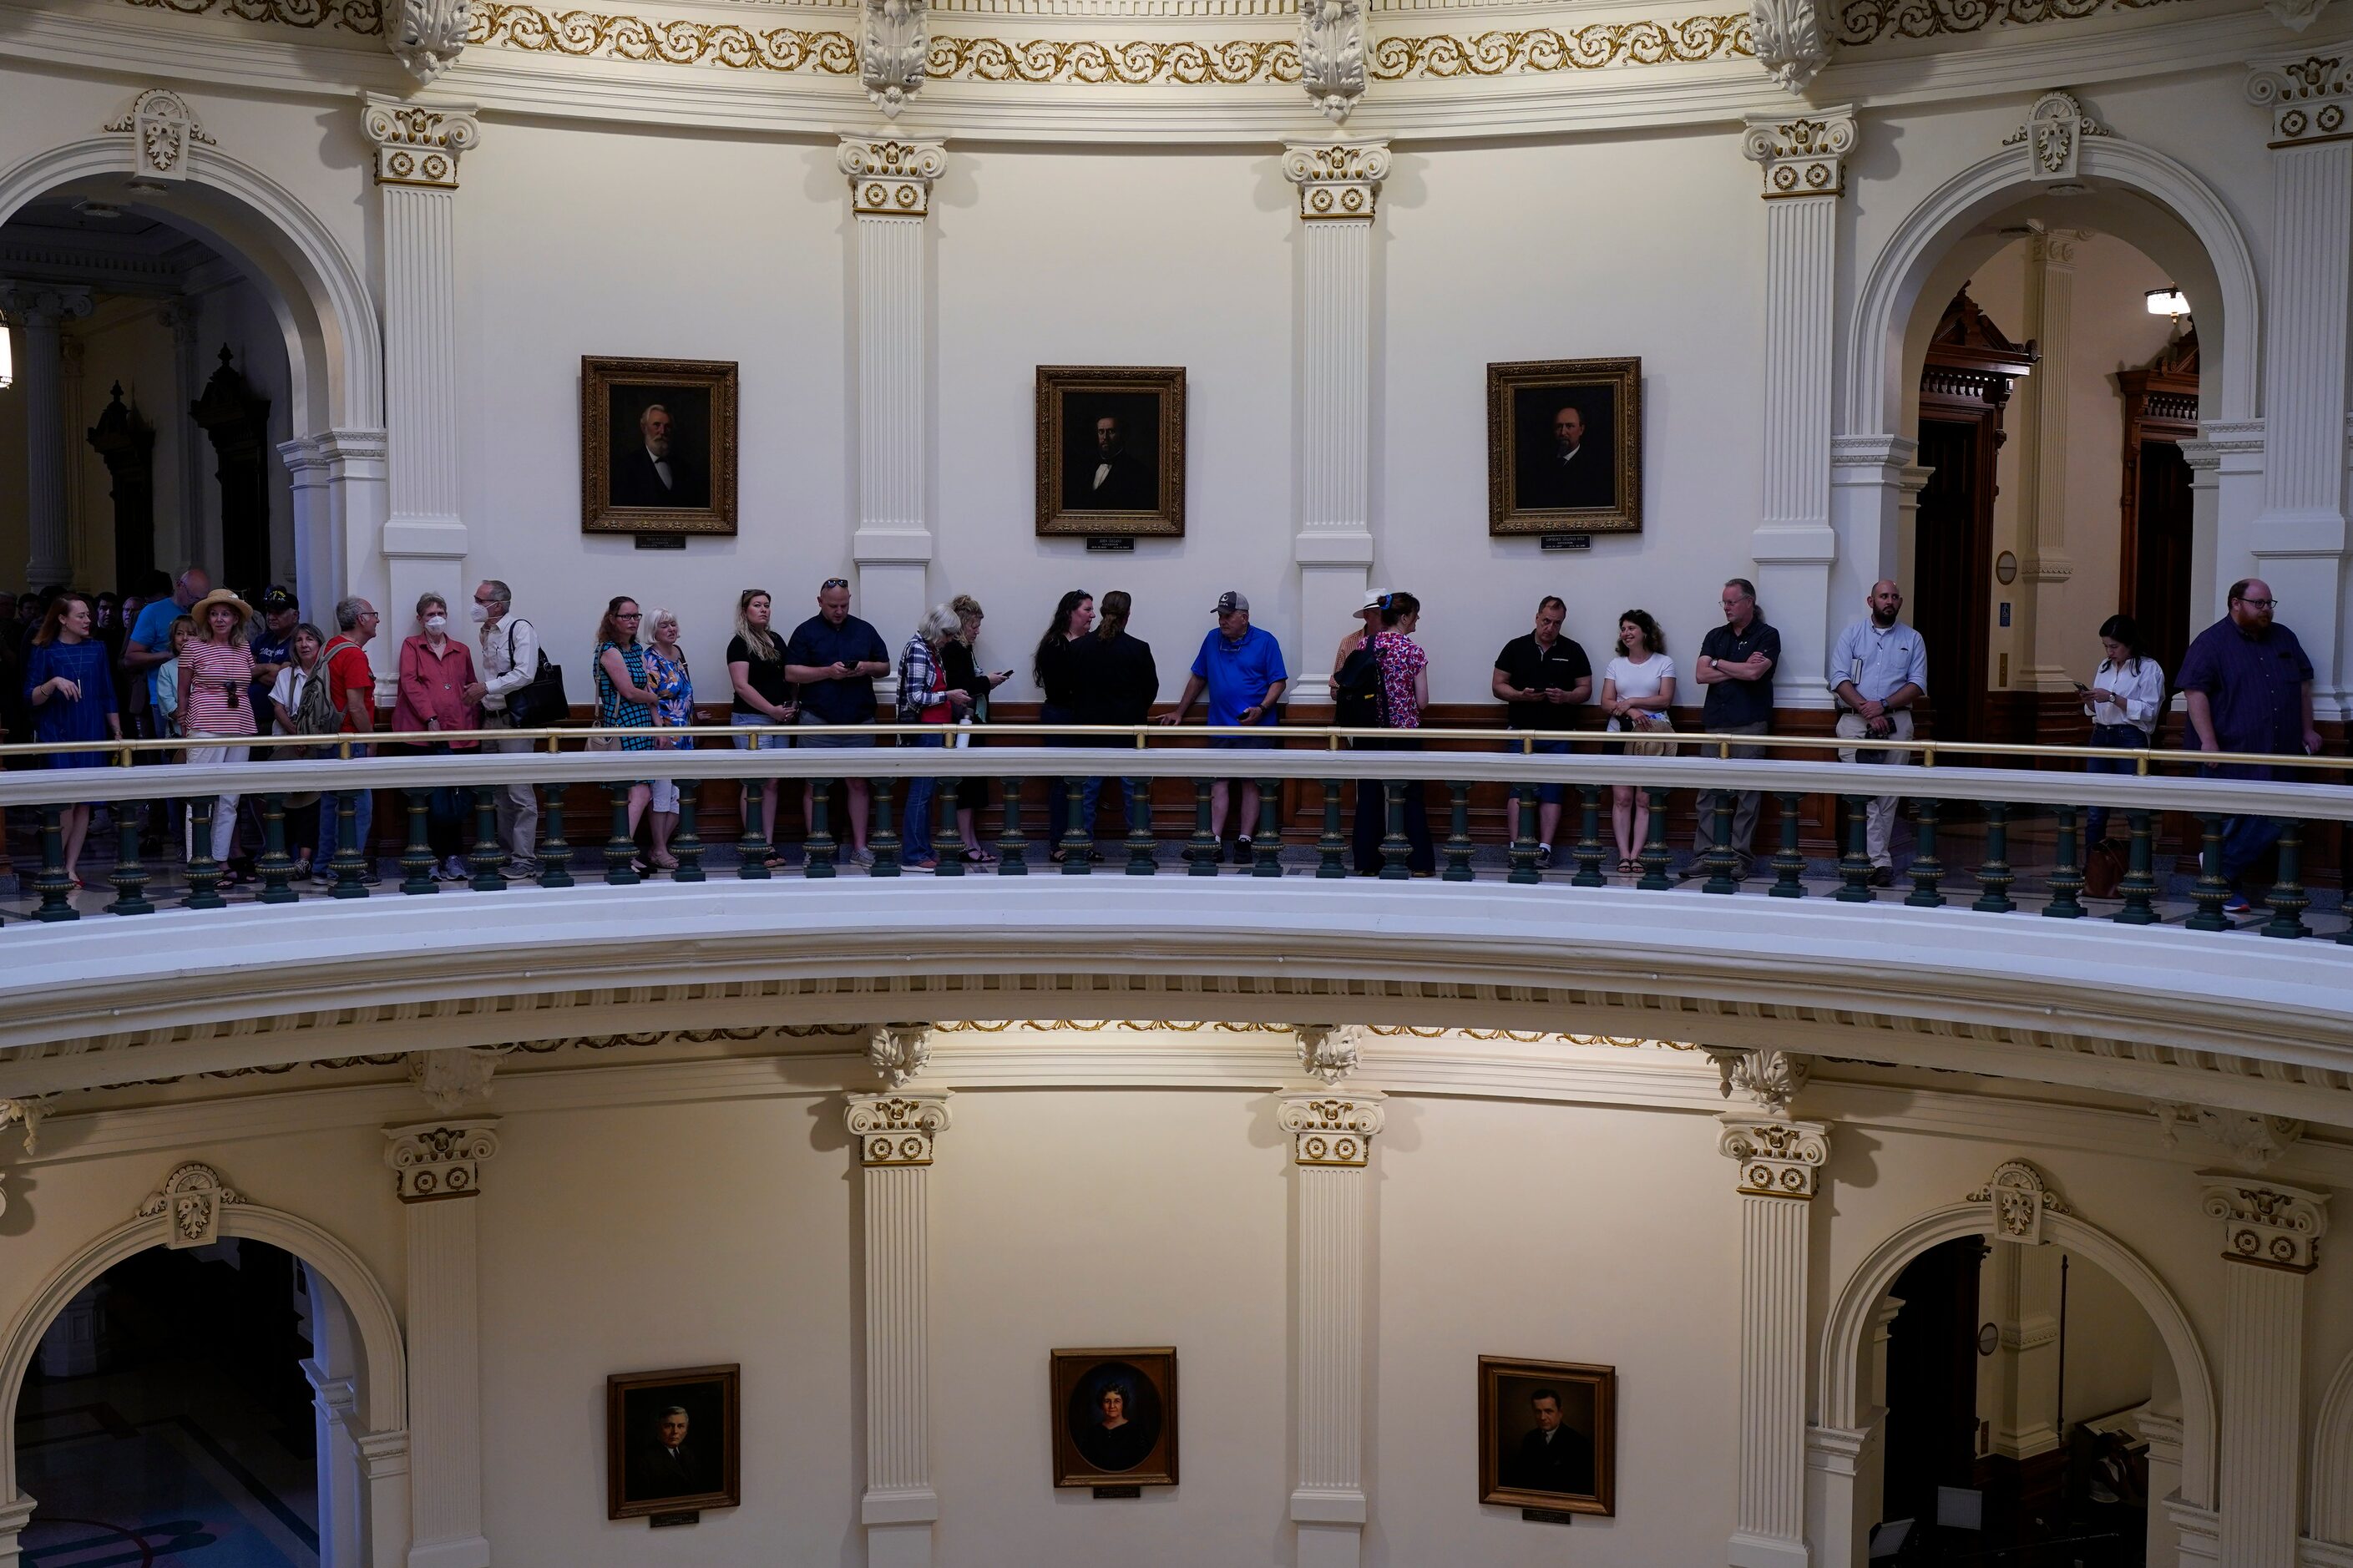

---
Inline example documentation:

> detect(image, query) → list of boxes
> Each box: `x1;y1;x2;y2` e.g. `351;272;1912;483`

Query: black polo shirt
1494;633;1592;731
1698;616;1780;728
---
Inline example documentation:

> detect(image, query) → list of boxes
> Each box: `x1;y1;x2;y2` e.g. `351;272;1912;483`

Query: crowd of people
0;566;2326;909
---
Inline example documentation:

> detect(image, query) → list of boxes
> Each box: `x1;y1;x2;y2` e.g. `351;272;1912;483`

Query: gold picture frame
1476;1355;1616;1515
581;356;739;536
1486;357;1642;536
1036;366;1187;537
605;1363;741;1521
1050;1347;1179;1489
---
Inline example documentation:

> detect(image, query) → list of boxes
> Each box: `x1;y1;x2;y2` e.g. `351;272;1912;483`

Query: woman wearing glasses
594;597;664;874
179;589;259;881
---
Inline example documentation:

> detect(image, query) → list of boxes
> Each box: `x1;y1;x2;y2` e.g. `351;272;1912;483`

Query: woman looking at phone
179;589;258;879
2081;613;2165;852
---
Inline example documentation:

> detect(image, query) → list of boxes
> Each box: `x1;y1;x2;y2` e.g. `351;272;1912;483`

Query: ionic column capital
1718;1115;1829;1199
846;1091;954;1166
360;93;481;190
1282;139;1391;222
2201;1172;2330;1272
2249;51;2353;148
838;135;948;217
1278;1089;1385;1167
1740;105;1855;200
0;281;94;327
382;1120;500;1201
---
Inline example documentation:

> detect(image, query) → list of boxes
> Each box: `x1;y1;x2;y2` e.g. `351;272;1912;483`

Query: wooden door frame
2115;328;2199;616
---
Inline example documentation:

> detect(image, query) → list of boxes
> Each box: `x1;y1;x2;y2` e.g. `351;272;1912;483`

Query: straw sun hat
188;588;253;634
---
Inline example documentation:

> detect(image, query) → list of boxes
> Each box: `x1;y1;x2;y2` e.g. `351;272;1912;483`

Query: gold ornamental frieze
472;1;860;67
928;34;1300;83
1369;14;1748;76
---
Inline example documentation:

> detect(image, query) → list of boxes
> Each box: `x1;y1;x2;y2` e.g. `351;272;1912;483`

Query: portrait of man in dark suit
609;395;710;509
1501;1385;1595;1496
1516;395;1616;512
1061;398;1161;513
606;1365;739;1520
1487;358;1641;537
626;1404;707;1500
1478;1357;1614;1514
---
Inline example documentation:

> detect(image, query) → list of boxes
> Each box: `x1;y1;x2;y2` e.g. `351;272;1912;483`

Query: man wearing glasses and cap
786;577;891;866
2178;577;2322;915
1158;590;1288;863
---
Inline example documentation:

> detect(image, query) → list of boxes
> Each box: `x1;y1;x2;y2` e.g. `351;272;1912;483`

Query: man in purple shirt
2176;577;2321;912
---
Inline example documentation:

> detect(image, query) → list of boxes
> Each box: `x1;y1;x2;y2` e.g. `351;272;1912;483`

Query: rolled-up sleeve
484;618;537;699
2123;661;2164;725
1901;630;1929;695
1826;623;1860;695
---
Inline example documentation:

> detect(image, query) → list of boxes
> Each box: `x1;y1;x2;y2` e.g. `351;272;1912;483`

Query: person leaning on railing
179;588;259;883
2177;577;2322;916
1829;579;1927;888
2080;612;2165;854
1599;608;1676;875
22;590;121;888
314;596;383;885
897;604;974;871
467;579;542;878
1157;590;1288;865
392;591;480;883
944;594;1011;866
267;621;334;878
785;577;890;868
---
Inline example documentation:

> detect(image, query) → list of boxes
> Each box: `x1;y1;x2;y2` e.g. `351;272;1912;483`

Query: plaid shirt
898;633;947;721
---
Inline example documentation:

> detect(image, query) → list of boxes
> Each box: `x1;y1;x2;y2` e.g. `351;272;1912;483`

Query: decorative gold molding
1368;15;1750;77
838;134;948;215
1718;1115;1830;1199
1278;1090;1385;1166
929;34;1299;81
121;0;382;33
472;2;859;68
1283;138;1390;220
360;94;480;189
845;1092;953;1165
2200;1173;2329;1272
2249;53;2353;148
1834;0;2189;45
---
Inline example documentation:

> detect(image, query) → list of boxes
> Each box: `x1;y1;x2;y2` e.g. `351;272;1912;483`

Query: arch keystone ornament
847;1092;953;1166
2200;1173;2329;1272
1703;1046;1809;1115
1718;1115;1829;1197
382;1120;499;1201
1968;1158;2067;1245
135;1161;246;1247
862;0;928;118
359;93;481;190
838;135;947;216
1278;1090;1384;1166
2001;89;2111;184
103;89;216;185
1741;105;1855;198
1282;138;1390;220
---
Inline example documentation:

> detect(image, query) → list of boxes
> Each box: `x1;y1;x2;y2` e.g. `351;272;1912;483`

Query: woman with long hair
593;596;663;872
1350;592;1435;875
2082;612;2165;850
726;587;796;864
944;594;1011;863
1033;589;1095;858
23;591;122;888
1599;608;1676;874
392;591;480;881
644;606;696;871
179;589;259;882
267;622;331;876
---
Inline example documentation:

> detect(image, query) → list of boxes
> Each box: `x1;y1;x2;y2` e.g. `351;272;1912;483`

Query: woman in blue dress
25;591;123;888
593;597;663;874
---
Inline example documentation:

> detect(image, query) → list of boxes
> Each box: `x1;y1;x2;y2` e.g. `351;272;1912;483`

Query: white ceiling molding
2262;0;2328;29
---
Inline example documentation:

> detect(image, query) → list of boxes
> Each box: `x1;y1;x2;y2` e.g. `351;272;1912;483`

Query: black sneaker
1534;845;1554;871
1867;865;1895;888
1234;836;1252;864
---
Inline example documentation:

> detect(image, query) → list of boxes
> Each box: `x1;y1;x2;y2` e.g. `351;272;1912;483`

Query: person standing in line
1157;591;1289;863
2177;578;2320;914
267;622;332;877
897;604;974;871
465;579;543;878
392;592;481;882
944;594;1011;865
1076;589;1158;846
593;597;663;875
122;566;206;845
247;586;301;731
1351;592;1435;876
1033;589;1096;859
1490;595;1592;871
1685;577;1779;881
1829;579;1928;888
179;589;259;883
313;597;383;884
643;607;696;873
2080;613;2165;852
726;588;798;868
785;578;890;867
1331;589;1387;689
1598;609;1676;875
23;592;122;888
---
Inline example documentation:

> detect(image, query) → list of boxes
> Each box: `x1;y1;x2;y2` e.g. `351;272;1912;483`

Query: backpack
1333;640;1384;728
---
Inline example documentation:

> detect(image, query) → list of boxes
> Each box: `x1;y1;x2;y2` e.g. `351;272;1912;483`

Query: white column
383;1120;499;1568
305;1359;365;1568
1720;1115;1829;1568
2246;54;2353;716
360;96;478;629
0;1496;33;1568
2012;233;2077;693
839;137;946;674
0;282;95;589
1277;1089;1384;1568
844;1091;953;1568
1283;141;1389;702
2202;1174;2330;1568
1743;109;1855;701
2138;1409;2184;1568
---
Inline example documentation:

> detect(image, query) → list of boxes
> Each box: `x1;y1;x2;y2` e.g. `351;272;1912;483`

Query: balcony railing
0;723;2347;943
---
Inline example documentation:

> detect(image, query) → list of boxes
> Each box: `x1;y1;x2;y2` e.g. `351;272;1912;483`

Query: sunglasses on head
822;578;850;591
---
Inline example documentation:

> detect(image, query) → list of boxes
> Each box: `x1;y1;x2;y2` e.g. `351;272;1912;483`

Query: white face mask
424;615;448;632
468;603;490;624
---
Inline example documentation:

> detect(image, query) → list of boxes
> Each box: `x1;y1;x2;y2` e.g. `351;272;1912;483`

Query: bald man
1829;580;1928;887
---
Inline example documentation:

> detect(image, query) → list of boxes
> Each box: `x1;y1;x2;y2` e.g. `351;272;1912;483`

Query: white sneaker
441;855;469;882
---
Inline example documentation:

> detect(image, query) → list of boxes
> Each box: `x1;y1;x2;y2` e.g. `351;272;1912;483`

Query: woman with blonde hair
644;606;696;871
726;587;796;866
23;591;122;888
943;594;1011;863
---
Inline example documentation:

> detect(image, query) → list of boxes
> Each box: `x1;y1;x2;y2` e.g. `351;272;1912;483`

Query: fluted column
1720;1114;1829;1568
2203;1174;2330;1568
840;137;946;680
361;95;479;630
1277;1089;1384;1568
0;282;95;589
845;1090;953;1568
2012;233;2076;695
383;1120;499;1568
1743;109;1855;704
1283;142;1389;702
2246;54;2353;712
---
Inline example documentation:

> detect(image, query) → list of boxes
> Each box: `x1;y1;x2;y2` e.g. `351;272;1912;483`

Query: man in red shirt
315;597;382;883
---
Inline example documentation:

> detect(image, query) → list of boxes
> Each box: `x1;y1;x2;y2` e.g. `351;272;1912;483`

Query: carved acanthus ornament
359;94;482;190
1967;1158;2067;1245
846;1092;953;1166
137;1161;246;1248
103;89;216;185
2262;0;2330;31
387;0;472;82
1278;1090;1385;1167
863;0;929;118
1703;1048;1810;1116
1298;0;1366;124
1281;138;1390;221
2001;89;2109;184
1293;1024;1368;1085
383;1120;500;1201
2201;1175;2329;1272
867;1024;933;1088
2248;53;2353;148
838;135;948;217
407;1048;499;1111
1741;105;1856;199
1718;1116;1829;1198
0;1097;46;1155
2153;1101;2304;1171
1748;0;1830;91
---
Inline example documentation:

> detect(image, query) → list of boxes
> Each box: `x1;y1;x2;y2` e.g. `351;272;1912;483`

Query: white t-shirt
1604;652;1675;730
270;665;312;718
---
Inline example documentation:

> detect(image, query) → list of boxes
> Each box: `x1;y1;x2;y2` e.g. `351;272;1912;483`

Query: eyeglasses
821;578;850;591
615;611;642;620
2236;596;2279;609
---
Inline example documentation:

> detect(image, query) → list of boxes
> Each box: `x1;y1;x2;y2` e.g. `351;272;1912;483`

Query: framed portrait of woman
1050;1348;1178;1489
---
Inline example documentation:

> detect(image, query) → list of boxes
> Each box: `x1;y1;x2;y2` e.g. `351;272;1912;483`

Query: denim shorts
796;717;876;751
1505;735;1576;805
731;712;793;751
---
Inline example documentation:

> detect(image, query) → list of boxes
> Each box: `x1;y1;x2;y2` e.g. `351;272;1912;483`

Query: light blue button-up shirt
1828;618;1929;705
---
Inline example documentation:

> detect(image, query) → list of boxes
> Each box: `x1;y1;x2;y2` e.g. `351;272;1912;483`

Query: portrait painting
1035;366;1187;538
1476;1356;1616;1515
605;1363;741;1520
581;356;739;536
1050;1348;1178;1488
1487;357;1643;536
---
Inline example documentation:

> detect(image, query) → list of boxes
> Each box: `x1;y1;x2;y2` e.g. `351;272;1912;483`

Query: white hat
1359;590;1386;611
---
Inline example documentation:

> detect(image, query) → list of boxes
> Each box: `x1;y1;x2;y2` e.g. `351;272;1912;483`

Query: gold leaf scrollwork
927;35;1301;83
470;3;860;70
1833;0;2184;44
1368;15;1751;78
120;0;382;32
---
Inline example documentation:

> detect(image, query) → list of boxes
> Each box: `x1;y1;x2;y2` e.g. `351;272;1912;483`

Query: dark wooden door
1911;417;1991;742
1881;1236;1986;1527
2131;439;2194;688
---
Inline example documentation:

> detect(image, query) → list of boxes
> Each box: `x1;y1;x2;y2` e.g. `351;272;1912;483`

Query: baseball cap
259;585;297;613
1215;590;1250;616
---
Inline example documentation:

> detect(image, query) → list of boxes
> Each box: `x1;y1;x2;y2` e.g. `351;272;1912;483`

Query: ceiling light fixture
73;199;126;220
2146;286;2191;319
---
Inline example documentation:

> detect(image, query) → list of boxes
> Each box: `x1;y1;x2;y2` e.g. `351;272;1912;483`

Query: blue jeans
1040;703;1077;844
2082;722;2148;843
316;781;375;870
900;731;948;863
1508;735;1576;806
1082;776;1144;837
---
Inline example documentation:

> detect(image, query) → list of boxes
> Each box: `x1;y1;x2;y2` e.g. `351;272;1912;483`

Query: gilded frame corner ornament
580;355;741;537
1485;355;1642;537
1035;364;1187;538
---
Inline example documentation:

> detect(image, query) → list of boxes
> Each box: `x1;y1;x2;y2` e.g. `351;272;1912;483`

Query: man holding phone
785;577;891;866
1491;596;1592;869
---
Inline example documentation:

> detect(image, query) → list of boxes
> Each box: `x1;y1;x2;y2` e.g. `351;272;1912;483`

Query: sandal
650;852;681;872
1617;858;1642;874
962;847;995;865
761;854;790;870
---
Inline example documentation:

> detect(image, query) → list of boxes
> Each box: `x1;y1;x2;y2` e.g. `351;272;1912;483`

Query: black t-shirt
726;633;794;712
1698;617;1781;728
1073;631;1160;726
1494;634;1592;731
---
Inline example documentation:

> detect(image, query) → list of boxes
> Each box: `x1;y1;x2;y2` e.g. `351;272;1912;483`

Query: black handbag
500;619;569;727
1333;642;1384;728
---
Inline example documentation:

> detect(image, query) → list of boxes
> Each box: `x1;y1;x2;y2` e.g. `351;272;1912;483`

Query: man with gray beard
611;402;706;508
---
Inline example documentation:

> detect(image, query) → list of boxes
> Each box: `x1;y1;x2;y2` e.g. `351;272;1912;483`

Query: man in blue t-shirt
1157;590;1288;863
784;576;891;866
125;566;207;726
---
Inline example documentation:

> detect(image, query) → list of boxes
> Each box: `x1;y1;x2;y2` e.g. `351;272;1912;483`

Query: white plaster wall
2058;1247;2158;1429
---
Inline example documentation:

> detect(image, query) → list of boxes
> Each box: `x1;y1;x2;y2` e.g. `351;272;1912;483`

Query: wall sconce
2144;286;2191;319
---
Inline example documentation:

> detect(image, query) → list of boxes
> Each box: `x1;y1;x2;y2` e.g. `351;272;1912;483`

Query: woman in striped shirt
180;589;258;878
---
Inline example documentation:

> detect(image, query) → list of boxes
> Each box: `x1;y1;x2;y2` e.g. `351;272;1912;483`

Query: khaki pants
1692;720;1769;861
1834;709;1915;867
479;709;541;863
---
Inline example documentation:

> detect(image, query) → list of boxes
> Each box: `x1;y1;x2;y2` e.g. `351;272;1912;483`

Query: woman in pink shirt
392;592;483;881
179;589;258;878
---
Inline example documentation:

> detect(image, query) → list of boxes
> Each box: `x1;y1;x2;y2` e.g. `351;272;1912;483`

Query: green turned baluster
470;787;507;891
2114;810;2158;927
672;784;706;883
1769;792;1806;898
1571;785;1607;888
935;778;964;877
804;778;835;879
737;778;773;880
1187;781;1218;876
400;794;438;895
1905;797;1946;908
538;781;575;888
1507;785;1539;886
869;778;901;877
1834;795;1874;903
999;776;1030;876
255;792;293;906
1253;780;1283;878
2261;820;2310;939
2042;803;2086;918
1316;779;1347;880
111;797;157;914
2183;813;2229;932
32;804;78;922
1443;781;1475;882
1060;777;1092;873
1971;800;2016;913
1124;780;1155;877
1701;788;1740;894
1379;781;1410;881
1637;787;1672;891
602;782;639;885
184;800;225;911
327;788;367;898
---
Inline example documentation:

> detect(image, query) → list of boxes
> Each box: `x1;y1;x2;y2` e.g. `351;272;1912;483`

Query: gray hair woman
896;602;973;870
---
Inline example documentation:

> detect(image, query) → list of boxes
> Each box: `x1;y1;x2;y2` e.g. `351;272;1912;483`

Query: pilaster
2012;231;2077;693
1283;140;1389;702
0;282;95;589
383;1120;498;1568
845;1090;953;1568
1278;1089;1385;1568
0;1496;33;1568
2203;1173;2330;1568
1743;108;1856;705
841;136;946;671
1720;1114;1829;1568
360;94;478;630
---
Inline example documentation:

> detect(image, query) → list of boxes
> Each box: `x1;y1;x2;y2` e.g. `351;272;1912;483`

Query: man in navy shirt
2178;577;2320;912
1157;591;1288;862
1687;577;1779;879
785;577;891;866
